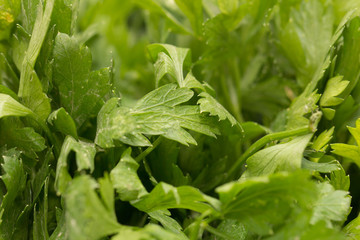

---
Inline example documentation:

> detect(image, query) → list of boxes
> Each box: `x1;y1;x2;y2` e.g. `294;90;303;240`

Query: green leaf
183;72;206;91
214;219;248;240
331;144;360;166
132;182;219;213
335;17;360;96
320;76;349;107
95;84;219;148
47;108;78;139
98;173;116;215
49;208;67;240
174;0;203;36
347;118;360;147
55;136;96;194
52;33;111;127
312;127;334;152
135;0;192;35
216;171;318;235
147;44;191;87
51;0;74;34
198;92;239;127
147;210;188;239
33;177;49;240
310;183;351;226
0;118;46;158
64;175;121;240
278;0;334;86
0;93;33;118
241;121;268;142
217;0;238;15
286;91;321;130
110;148;147;201
331;118;360;167
242;134;313;177
112;224;186;240
302;159;341;173
0;84;18;100
18;0;54;103
344;213;360;240
0;148;27;240
20;70;51;122
326;166;350;191
148;139;190;186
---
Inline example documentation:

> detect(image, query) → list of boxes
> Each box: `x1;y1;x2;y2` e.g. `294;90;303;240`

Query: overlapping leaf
95;83;219;148
52;33;111;127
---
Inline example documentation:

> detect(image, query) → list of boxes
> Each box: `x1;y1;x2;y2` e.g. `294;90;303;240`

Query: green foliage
1;0;360;239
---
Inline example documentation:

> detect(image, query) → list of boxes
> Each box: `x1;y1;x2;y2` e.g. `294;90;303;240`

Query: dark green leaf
52;33;111;127
110;148;147;201
47;108;78;139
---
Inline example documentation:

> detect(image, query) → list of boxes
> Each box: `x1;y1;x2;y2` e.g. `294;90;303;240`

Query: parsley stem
135;136;163;162
227;126;312;180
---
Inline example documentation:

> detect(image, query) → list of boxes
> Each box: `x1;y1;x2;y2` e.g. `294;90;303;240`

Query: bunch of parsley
1;0;360;239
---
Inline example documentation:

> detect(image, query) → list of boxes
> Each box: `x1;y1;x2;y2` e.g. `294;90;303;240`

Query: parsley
1;0;360;239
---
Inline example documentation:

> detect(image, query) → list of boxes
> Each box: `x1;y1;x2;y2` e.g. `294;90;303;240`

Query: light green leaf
347;118;360;147
344;213;360;240
217;171;318;235
310;183;351;226
331;119;360;167
198;91;239;127
64;175;121;240
47;108;78;139
99;174;116;215
132;182;219;213
95;84;219;148
52;33;111;127
18;0;54;101
110;148;148;201
326;166;350;191
243;134;313;177
320;76;349;107
55;136;96;194
183;72;205;91
147;44;191;87
302;159;341;173
286;91;321;130
20;70;51;122
312;127;334;152
217;0;238;14
0;93;33;118
112;224;186;240
331;144;360;166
